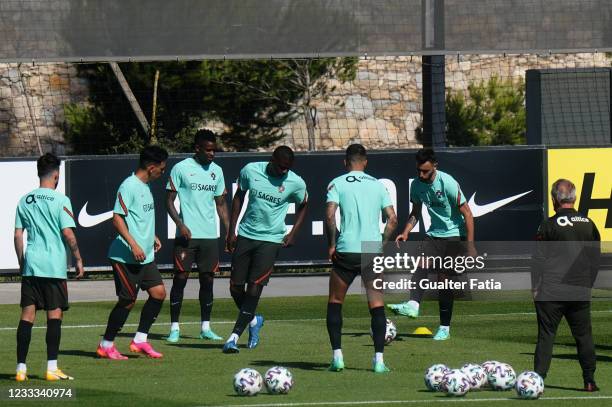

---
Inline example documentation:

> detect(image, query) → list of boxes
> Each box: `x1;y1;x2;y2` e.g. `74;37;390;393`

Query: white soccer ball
369;318;397;345
384;319;397;344
264;366;294;394
515;371;544;399
487;362;516;391
461;363;487;390
233;368;263;396
441;369;471;396
481;360;501;376
425;364;450;391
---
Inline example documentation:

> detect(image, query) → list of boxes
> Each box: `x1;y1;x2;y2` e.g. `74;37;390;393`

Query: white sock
101;340;114;349
226;333;239;343
408;300;420;310
17;363;26;372
333;349;343;360
439;325;450;331
201;321;210;331
249;317;258;327
374;352;384;364
47;360;58;371
134;332;148;343
170;322;180;331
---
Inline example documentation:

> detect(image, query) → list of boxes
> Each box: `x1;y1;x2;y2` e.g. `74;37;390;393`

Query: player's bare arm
166;189;191;240
283;195;308;248
62;227;84;278
215;192;230;241
459;202;476;256
226;188;246;252
325;202;338;260
396;201;421;241
382;205;398;243
112;213;146;262
13;228;24;273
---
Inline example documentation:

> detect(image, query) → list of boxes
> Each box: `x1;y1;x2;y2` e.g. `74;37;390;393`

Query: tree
445;76;526;146
216;58;357;150
64;58;357;154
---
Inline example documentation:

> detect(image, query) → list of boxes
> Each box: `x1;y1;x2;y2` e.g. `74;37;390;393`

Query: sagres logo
548;148;612;246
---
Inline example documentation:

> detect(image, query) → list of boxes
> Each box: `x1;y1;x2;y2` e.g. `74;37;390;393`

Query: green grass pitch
0;295;611;406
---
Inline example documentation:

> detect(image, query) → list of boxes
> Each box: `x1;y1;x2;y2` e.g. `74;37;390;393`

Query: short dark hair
194;129;216;146
346;144;367;163
415;148;437;166
37;153;61;178
139;145;169;169
272;145;294;163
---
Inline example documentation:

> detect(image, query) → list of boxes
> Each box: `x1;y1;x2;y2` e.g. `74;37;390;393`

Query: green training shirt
237;162;308;244
409;170;466;238
326;171;393;253
167;158;226;238
108;174;156;264
15;188;76;279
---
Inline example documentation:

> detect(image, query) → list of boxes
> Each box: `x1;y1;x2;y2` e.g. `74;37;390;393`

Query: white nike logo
78;202;113;227
468;190;532;217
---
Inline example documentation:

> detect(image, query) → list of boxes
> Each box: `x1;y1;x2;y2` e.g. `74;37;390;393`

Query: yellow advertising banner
547;148;612;247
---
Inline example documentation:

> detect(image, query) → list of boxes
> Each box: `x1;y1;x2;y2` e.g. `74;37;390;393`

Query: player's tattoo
408;215;418;227
66;235;82;261
382;206;398;243
325;202;338;247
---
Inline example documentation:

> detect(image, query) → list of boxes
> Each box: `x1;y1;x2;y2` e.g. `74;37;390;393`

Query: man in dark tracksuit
532;179;601;392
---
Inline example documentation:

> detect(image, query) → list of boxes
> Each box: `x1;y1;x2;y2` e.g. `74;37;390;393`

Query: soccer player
222;146;308;353
388;148;474;341
97;145;168;360
14;153;84;381
532;179;601;391
325;144;397;373
166;130;229;342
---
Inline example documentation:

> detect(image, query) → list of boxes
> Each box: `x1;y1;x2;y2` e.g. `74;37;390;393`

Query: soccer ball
487;362;516;391
424;364;450;391
515;371;544;399
384;319;397;344
441;369;471;396
460;363;487;390
369;319;397;345
481;360;501;376
265;366;294;394
233;368;263;396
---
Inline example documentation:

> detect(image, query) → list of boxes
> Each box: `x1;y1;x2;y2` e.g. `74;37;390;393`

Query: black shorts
173;237;219;274
419;235;466;276
231;236;281;286
332;252;378;285
21;276;69;311
110;261;163;301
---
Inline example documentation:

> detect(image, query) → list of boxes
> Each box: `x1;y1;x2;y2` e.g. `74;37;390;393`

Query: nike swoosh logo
468;190;532;217
78;202;113;227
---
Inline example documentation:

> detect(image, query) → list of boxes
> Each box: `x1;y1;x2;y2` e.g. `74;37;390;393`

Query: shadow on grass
545;384;586;392
115;332;166;341
559;342;612;352
0;373;41;381
249;359;363;372
520;352;612;362
59;349;139;359
166;343;221;350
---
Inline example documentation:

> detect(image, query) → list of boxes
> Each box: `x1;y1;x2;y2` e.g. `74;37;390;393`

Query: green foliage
64;58;357;154
445;76;526;146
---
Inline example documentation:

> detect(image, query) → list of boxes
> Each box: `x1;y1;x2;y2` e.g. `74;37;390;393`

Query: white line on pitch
0;310;611;332
201;395;612;407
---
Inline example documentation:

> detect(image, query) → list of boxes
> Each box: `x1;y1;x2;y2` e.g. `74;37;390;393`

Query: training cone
412;327;433;336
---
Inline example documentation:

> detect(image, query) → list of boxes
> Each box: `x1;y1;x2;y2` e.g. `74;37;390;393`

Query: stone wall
1;53;609;156
0;63;88;157
280;53;610;151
